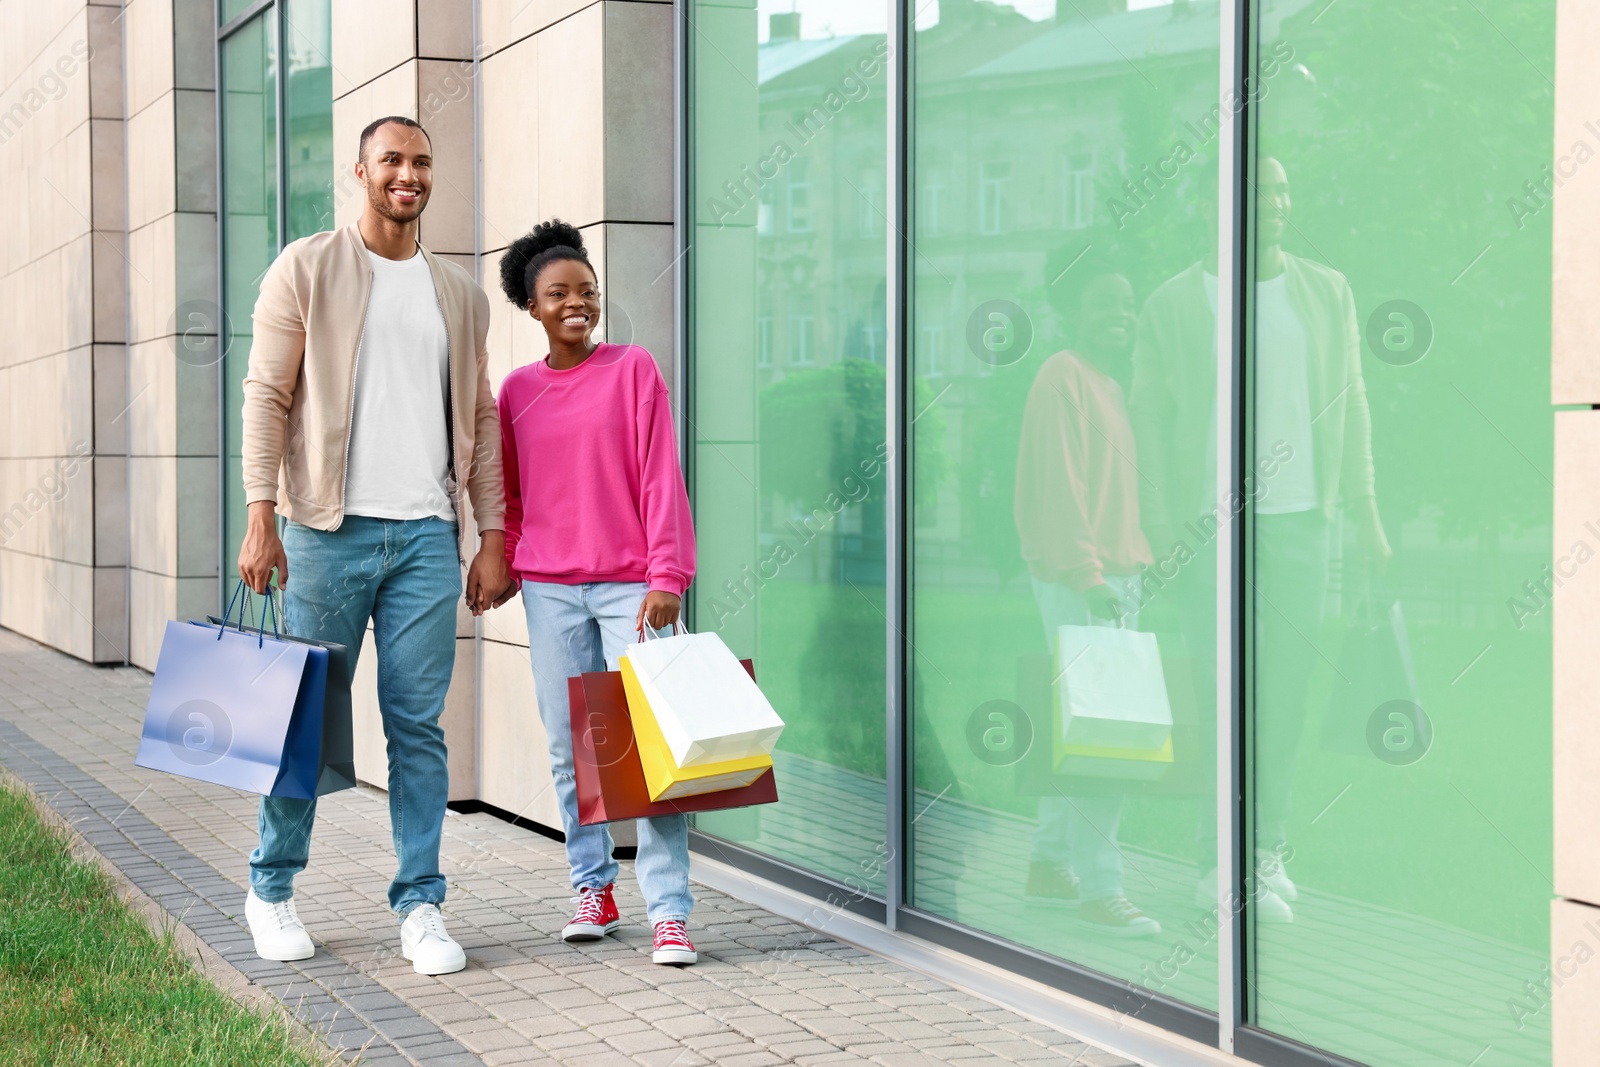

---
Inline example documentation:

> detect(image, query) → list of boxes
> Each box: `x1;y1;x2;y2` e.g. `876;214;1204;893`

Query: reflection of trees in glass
758;359;946;779
1262;2;1552;561
758;358;946;518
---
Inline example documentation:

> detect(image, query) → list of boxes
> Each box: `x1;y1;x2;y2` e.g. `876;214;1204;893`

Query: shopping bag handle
217;580;247;638
636;617;688;640
216;580;280;648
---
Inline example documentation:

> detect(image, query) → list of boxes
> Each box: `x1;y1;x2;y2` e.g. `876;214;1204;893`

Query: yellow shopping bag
619;657;773;801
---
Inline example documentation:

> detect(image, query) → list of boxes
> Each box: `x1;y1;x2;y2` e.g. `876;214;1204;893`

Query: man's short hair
358;115;430;163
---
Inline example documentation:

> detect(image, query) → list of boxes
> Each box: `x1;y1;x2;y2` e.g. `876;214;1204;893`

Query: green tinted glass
1246;3;1553;1064
908;0;1220;1006
220;13;279;599
688;0;891;892
284;0;334;242
221;0;259;25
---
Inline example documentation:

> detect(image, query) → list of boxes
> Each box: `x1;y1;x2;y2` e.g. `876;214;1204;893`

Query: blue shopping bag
135;585;330;798
196;616;356;797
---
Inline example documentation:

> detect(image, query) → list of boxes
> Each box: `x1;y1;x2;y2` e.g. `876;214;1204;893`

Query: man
237;116;508;975
1131;157;1390;922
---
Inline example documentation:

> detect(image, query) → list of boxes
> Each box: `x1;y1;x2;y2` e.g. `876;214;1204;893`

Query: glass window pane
221;12;279;603
285;0;334;242
688;0;890;893
1246;3;1553;1064
222;0;260;26
909;0;1219;1008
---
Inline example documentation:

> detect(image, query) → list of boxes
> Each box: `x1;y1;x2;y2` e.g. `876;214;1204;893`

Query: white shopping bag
622;628;785;768
1053;624;1173;755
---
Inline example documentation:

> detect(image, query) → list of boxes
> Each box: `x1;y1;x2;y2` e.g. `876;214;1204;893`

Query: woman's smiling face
529;257;601;346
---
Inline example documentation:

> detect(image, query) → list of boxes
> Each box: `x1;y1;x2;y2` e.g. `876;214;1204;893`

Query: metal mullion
674;0;691;541
274;0;288;250
215;17;228;615
1215;0;1250;1052
884;0;910;930
218;0;275;42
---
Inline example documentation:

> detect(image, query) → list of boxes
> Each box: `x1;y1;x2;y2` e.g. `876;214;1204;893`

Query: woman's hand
1083;583;1125;622
636;590;682;633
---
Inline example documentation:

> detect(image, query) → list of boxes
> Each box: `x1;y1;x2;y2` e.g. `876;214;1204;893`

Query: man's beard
367;184;426;223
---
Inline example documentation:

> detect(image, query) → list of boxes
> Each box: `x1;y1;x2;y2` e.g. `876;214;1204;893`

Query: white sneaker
1194;870;1295;923
1255;848;1298;902
1254;885;1294;924
245;889;315;961
400;903;466;975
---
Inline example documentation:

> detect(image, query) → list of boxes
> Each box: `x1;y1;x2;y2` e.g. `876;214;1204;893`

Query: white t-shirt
1251;274;1318;514
1202;271;1319;516
343;249;454;522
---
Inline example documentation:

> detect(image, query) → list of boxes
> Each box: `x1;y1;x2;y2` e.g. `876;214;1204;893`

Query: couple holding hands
235;116;697;974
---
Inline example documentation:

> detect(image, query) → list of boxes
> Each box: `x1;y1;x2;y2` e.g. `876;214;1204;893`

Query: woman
1014;264;1160;937
492;220;697;965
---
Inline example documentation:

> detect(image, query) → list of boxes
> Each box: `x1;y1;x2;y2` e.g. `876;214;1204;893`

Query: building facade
0;0;1592;1064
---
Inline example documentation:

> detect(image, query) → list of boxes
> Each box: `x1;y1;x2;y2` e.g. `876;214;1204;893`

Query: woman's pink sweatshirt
496;344;696;597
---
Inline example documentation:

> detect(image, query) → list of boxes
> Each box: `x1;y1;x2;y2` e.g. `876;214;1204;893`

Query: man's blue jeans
521;580;693;923
249;516;460;918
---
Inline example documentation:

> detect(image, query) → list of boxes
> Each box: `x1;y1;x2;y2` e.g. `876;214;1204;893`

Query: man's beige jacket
241;223;505;561
1130;253;1377;550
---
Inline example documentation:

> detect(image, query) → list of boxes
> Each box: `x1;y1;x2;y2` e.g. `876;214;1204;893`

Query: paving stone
765;1036;845;1059
655;1010;733;1040
716;1051;787;1067
602;1026;684;1056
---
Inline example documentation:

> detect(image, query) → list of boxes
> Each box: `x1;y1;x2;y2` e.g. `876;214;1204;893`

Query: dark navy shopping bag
135;585;330;798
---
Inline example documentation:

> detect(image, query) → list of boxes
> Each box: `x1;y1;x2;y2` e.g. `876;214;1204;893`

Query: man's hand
466;531;510;616
238;501;287;594
636;590;682;633
1083;582;1124;622
491;579;520;609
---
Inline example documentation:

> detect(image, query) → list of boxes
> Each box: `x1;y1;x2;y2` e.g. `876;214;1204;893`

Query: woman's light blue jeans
521;579;693;923
1028;574;1139;902
249;516;460;919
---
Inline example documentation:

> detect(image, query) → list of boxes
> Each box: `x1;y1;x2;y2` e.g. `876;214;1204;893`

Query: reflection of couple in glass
1017;157;1387;932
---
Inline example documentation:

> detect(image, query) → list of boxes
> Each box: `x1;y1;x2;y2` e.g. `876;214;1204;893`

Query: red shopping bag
569;661;778;826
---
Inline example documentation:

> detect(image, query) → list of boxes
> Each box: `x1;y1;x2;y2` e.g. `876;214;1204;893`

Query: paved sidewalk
0;629;1132;1067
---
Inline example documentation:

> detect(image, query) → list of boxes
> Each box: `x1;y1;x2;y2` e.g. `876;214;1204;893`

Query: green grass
0;779;334;1067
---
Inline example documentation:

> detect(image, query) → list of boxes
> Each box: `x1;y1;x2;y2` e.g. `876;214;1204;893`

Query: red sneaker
651;919;698;965
561;883;621;942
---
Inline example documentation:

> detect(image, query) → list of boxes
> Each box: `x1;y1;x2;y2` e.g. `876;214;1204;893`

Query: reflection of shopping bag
569;664;777;826
620;658;772;800
137;586;329;797
201;612;355;796
1053;624;1173;780
1320;598;1418;755
620;628;784;767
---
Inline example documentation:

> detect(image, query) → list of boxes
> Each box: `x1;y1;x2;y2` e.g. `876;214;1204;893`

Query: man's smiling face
356;122;433;224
